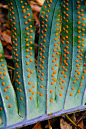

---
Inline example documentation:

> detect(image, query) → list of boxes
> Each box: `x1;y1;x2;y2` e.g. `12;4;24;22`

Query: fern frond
1;0;86;128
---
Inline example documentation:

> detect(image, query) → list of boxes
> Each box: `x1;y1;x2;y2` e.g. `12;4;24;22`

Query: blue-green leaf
1;0;86;128
6;0;26;118
37;0;59;116
65;0;86;110
0;40;22;126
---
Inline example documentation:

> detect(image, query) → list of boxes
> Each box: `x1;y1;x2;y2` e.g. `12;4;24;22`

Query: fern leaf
0;96;6;127
15;0;38;120
1;0;86;128
6;0;26;118
47;0;61;114
0;40;22;126
37;0;59;115
65;0;86;110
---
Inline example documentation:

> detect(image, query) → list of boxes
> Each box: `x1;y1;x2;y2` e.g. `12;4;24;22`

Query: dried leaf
0;4;8;9
33;0;45;6
29;1;37;5
1;41;7;46
1;32;11;44
32;122;42;129
7;44;12;51
48;120;52;129
33;12;40;25
30;4;41;12
60;118;72;129
78;121;84;129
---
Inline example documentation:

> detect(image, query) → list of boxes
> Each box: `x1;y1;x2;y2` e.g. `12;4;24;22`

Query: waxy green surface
0;0;86;128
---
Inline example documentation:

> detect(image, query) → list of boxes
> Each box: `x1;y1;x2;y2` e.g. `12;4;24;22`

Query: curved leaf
65;0;86;110
6;0;26;118
37;0;58;115
1;0;86;128
0;40;22;126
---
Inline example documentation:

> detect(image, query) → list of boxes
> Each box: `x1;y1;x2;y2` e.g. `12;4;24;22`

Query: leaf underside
0;0;86;128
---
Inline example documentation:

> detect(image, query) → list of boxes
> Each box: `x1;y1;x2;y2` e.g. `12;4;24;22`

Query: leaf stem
7;65;15;70
65;114;84;129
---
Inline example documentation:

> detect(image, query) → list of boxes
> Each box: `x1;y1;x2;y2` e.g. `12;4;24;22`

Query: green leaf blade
0;41;22;126
0;96;6;128
47;0;61;114
65;0;86;110
15;0;38;120
37;0;59;115
47;0;73;114
6;0;26;118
